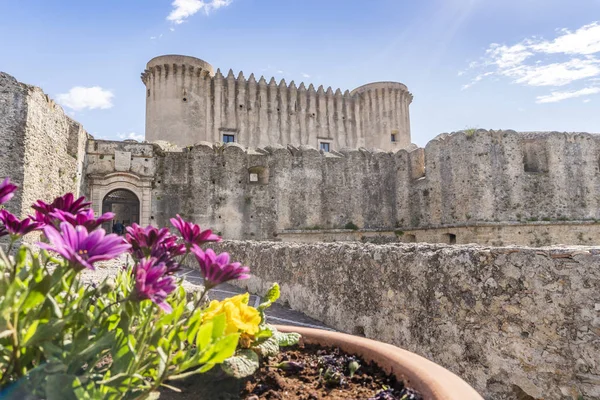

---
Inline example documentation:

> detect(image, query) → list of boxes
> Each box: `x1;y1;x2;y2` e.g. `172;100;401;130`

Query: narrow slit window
223;134;235;143
391;133;397;142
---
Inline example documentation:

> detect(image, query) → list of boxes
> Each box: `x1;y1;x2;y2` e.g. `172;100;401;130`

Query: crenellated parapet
142;54;412;151
140;55;214;85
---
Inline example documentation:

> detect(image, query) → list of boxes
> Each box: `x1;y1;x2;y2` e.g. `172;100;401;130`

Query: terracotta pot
275;325;483;400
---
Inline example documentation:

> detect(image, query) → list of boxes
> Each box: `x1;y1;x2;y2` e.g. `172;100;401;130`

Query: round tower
351;82;413;151
141;55;214;146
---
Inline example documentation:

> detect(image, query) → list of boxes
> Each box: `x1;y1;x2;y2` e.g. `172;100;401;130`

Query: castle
1;57;600;248
1;60;600;399
141;55;413;151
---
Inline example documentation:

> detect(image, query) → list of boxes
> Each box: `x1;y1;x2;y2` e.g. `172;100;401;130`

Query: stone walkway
84;258;333;331
177;267;334;331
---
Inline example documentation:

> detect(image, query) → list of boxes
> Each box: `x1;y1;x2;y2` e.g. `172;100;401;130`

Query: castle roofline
146;54;214;76
350;81;409;96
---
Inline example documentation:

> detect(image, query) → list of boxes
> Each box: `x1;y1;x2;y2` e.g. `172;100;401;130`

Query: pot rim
274;325;482;400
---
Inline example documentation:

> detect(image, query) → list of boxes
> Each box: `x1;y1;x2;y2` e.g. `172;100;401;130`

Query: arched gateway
87;172;153;229
102;189;140;232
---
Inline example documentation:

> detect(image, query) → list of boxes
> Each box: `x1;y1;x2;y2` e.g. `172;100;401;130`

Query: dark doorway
102;189;140;233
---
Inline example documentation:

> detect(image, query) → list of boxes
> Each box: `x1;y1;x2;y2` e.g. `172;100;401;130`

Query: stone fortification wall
0;72;88;229
86;128;600;246
211;240;600;400
141;55;412;151
151;142;399;239
406;130;600;229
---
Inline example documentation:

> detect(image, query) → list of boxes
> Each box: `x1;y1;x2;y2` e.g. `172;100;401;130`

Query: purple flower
0;178;17;205
0;210;43;237
39;222;131;271
170;215;221;248
132;257;177;313
50;209;114;231
125;224;171;257
191;247;250;289
32;193;91;225
125;224;185;267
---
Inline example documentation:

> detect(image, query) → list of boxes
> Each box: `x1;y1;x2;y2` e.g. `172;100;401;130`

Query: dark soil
160;343;423;400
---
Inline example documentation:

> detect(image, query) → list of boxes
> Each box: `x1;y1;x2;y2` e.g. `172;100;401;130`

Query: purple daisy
132;257;177;313
32;193;91;225
125;223;171;258
50;209;115;231
0;210;43;237
191;247;250;289
39;222;131;271
0;178;18;205
170;215;221;248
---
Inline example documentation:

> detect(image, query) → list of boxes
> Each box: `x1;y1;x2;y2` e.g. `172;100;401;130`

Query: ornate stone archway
88;172;153;227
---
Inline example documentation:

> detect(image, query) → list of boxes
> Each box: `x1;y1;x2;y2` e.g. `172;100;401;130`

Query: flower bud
275;361;305;373
348;360;360;378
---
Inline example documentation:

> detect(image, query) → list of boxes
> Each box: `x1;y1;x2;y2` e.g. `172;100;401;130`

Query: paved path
84;258;333;331
177;267;334;331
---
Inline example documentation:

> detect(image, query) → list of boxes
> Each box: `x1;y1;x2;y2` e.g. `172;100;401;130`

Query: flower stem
193;285;211;310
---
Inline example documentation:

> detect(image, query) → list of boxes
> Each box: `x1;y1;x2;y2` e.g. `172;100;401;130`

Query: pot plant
273;325;483;400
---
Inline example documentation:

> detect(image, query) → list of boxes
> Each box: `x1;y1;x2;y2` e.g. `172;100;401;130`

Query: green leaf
221;349;259;378
185;309;202;343
254;327;274;339
252;334;279;357
195;320;213;351
199;333;240;364
157;347;168;378
45;374;78;400
14;246;27;273
22;319;40;344
23;319;66;346
265;283;280;303
275;331;301;347
45;293;63;318
211;313;226;339
20;275;52;313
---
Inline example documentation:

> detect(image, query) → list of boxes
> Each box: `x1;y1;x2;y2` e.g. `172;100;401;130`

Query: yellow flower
202;293;261;336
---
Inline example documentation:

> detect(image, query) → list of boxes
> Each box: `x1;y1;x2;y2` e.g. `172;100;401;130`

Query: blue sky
1;0;599;147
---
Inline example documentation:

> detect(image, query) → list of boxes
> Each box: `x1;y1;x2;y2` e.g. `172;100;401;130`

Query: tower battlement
142;54;413;151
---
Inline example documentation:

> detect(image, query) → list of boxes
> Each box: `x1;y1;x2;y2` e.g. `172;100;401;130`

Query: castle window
523;140;549;173
147;89;150;98
319;142;331;152
444;233;457;245
223;134;235;143
248;166;269;185
391;133;397;142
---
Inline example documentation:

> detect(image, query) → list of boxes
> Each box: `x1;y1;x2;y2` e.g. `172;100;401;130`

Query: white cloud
167;0;232;24
118;132;145;141
463;21;600;97
170;27;175;32
511;58;600;87
583;99;592;103
57;86;114;111
535;87;600;103
301;73;311;79
531;22;600;55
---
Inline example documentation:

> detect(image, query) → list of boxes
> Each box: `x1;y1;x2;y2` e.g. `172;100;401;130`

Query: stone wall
0;72;88;239
142;55;412;151
406;130;600;228
278;221;600;247
211;240;600;400
84;128;600;246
